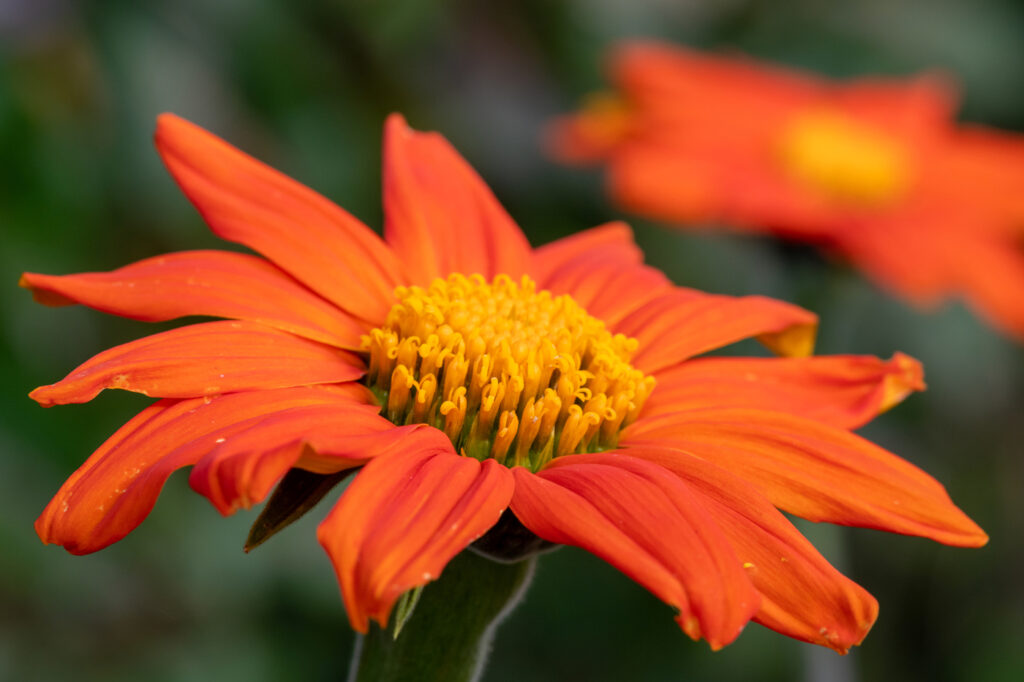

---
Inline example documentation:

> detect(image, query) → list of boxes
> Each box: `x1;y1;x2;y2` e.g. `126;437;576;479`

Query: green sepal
391;585;424;640
244;466;353;552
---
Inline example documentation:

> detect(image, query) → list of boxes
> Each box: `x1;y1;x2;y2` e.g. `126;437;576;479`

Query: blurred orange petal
553;41;1024;341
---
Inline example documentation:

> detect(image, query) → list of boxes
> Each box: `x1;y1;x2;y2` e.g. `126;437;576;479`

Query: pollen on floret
362;273;655;470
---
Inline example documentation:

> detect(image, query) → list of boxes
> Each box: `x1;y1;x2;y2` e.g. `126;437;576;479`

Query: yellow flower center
363;273;655;470
779;110;911;206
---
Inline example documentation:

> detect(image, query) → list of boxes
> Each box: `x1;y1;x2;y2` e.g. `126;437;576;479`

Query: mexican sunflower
549;41;1024;341
23;113;986;654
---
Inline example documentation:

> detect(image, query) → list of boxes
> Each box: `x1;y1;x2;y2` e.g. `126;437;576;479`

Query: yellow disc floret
363;273;655;470
779;110;911;207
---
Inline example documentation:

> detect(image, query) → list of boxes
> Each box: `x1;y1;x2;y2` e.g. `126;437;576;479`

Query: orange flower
550;42;1024;340
24;113;985;653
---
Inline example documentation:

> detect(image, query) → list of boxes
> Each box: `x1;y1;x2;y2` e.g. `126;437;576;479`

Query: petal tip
677;613;702;642
547;92;634;164
880;352;926;412
759;319;818;358
20;272;75;307
928;514;989;548
28;386;54;407
893;351;926;387
154;112;190;147
384;111;409;128
154;113;211;161
383;113;412;144
962;527;990;548
155;112;188;134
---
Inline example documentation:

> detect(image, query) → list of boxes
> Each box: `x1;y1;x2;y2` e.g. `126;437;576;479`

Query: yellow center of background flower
779;110;911;206
363;273;655;470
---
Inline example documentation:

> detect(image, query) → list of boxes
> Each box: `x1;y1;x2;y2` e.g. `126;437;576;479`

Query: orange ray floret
510;454;760;650
550;41;1024;341
19;250;367;348
319;446;515;633
643;353;923;429
24;112;985;655
30;320;363;406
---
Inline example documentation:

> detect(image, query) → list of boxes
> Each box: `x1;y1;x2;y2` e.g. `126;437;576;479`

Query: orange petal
608;142;723;225
318;448;514;632
619;445;877;652
511;453;759;650
609;41;818;110
154;114;400;323
953;236;1024;342
644;353;924;429
938;124;1024;226
531;221;642;282
191;407;450;515
836;216;959;307
544;93;635;165
623;408;988;547
567;262;673;327
535;229;672;326
615;288;818;373
19;250;365;348
382;113;531;284
36;384;372;554
29;320;364;406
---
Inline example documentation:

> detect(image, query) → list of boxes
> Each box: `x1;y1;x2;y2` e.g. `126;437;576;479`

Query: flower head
24;113;985;653
550;42;1024;340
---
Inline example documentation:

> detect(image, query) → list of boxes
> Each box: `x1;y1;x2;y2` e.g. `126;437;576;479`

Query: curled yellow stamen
412;373;437;424
387;365;416;423
440;386;467;444
491;412;519;465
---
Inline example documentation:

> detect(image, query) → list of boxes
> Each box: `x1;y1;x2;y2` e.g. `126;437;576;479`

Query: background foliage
2;1;1022;680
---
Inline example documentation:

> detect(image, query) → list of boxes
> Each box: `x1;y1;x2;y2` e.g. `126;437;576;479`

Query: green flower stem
348;549;536;682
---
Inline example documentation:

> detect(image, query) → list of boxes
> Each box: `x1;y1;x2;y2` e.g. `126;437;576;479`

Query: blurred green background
2;1;1022;680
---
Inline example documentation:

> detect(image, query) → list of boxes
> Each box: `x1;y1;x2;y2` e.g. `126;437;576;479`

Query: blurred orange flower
550;42;1024;340
24;114;985;653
